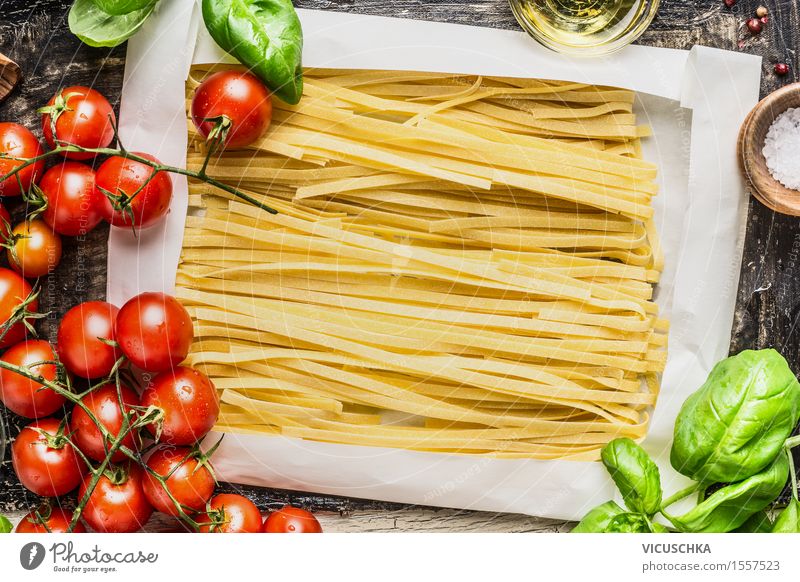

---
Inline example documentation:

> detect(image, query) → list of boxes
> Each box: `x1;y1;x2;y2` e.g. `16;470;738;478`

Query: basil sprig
574;349;800;534
602;437;662;516
671;349;800;484
68;0;159;48
0;515;12;534
93;0;155;15
67;0;305;105
201;0;304;104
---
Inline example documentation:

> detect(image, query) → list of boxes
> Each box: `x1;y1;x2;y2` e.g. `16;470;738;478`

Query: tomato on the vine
115;292;193;373
39;162;104;236
0;122;44;197
95;153;172;229
191;71;273;149
200;494;262;533
40;86;116;160
79;464;153;533
0;268;38;349
142;446;215;516
141;366;219;445
69;383;141;463
12;418;84;497
0;339;62;418
57;301;120;379
262;506;323;533
14;506;86;533
6;219;62;278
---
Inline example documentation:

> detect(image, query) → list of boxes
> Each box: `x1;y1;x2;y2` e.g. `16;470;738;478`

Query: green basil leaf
201;0;304;104
650;522;670;533
0;515;12;533
603;512;651;533
670;349;800;483
734;509;773;533
69;0;158;48
772;498;800;533
601;438;661;515
668;453;789;533
92;0;154;15
571;500;625;533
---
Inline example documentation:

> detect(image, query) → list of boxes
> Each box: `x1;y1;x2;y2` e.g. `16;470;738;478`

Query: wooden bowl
0;52;20;104
738;82;800;216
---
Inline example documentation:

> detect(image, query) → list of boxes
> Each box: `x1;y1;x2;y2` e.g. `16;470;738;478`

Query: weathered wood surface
0;0;798;532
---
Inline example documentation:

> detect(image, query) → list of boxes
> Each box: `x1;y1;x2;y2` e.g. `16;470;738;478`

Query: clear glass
509;0;660;56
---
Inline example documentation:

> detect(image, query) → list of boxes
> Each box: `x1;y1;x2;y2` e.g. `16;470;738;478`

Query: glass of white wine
509;0;660;56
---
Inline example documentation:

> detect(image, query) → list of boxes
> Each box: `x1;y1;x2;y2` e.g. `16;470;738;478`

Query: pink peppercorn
775;63;790;76
746;17;763;34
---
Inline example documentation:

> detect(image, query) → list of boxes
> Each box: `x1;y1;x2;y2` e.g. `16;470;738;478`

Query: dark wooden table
0;0;797;531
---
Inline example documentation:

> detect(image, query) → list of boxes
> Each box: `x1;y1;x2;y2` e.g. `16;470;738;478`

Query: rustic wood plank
6;507;571;533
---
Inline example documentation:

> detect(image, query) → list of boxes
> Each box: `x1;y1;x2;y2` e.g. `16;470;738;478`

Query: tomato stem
0;145;277;215
0;285;45;346
0;324;216;532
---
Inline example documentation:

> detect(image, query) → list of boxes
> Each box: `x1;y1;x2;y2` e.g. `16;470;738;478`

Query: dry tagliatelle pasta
177;66;668;461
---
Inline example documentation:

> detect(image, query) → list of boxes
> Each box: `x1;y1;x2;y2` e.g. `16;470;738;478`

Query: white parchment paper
111;1;761;520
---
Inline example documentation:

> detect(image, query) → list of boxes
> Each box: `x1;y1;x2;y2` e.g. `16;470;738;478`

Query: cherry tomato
39;162;104;236
6;219;62;278
0;339;62;418
79;464;153;533
115;292;193;373
57;301;120;379
0;268;38;349
141;366;219;445
95;153;172;229
191;71;273;149
15;506;86;533
262;506;323;533
200;494;262;533
0;122;44;197
142;446;215;516
41;86;115;160
12;418;84;497
69;383;141;463
0;202;10;236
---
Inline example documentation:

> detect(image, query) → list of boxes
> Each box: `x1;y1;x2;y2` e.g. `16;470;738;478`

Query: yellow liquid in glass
516;0;646;48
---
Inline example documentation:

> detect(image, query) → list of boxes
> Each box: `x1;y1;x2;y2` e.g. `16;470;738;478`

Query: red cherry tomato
115;292;193;373
12;418;84;497
191;71;273;149
69;384;141;463
141;366;219;445
142;446;215;517
0;339;63;418
57;301;120;379
262;506;323;533
0;268;38;349
200;493;262;533
14;506;86;533
6;219;62;278
0;122;44;197
79;464;153;533
39;162;104;236
95;153;172;229
41;86;115;160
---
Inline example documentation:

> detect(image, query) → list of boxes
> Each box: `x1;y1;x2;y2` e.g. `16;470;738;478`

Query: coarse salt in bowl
762;107;800;191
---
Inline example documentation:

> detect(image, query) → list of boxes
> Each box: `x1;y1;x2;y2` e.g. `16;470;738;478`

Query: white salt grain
763;107;800;191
